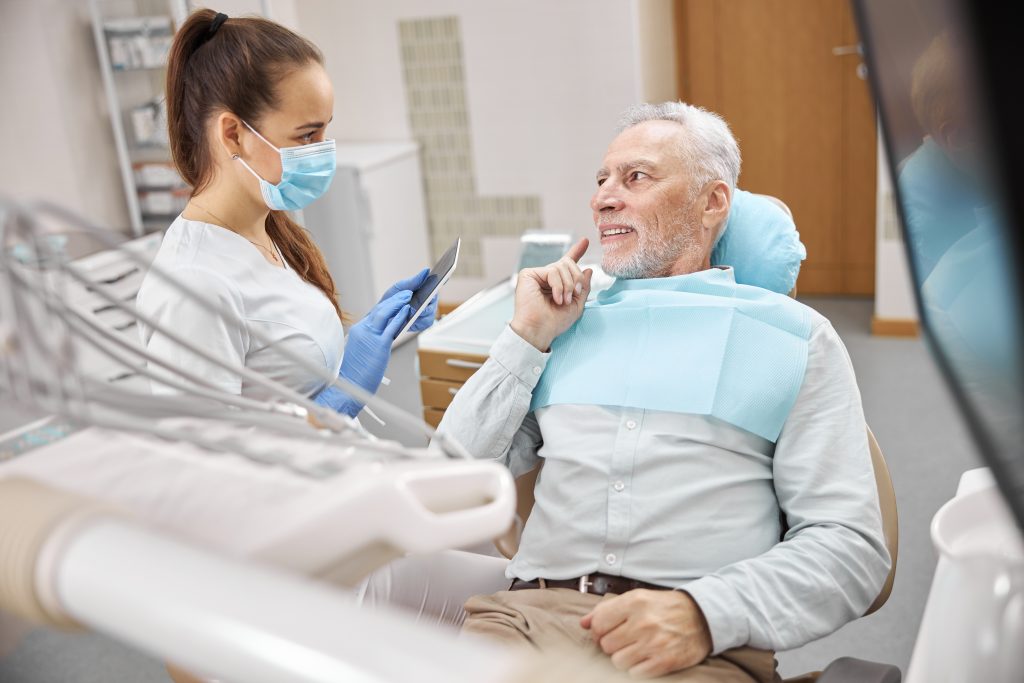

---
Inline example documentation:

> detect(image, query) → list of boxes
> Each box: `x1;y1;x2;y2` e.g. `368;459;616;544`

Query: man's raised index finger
566;237;590;263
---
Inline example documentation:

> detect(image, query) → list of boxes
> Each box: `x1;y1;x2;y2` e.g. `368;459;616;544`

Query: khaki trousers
463;589;781;683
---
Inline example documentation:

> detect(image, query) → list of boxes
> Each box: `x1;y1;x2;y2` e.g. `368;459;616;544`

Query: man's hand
510;237;593;351
580;589;713;679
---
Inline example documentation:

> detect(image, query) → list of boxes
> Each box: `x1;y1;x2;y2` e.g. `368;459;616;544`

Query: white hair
617;102;741;193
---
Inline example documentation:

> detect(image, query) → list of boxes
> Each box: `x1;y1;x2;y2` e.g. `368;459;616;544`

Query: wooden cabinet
417;349;488;383
417;349;488;426
423;407;446;428
415;280;516;428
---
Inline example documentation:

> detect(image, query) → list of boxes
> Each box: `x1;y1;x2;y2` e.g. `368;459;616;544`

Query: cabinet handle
445;359;484;369
448;387;459;397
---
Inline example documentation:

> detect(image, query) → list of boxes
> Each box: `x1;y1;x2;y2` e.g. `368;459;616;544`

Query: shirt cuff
680;575;749;655
489;325;550;390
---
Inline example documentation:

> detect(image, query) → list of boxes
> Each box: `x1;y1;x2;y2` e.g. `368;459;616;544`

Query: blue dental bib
530;268;813;442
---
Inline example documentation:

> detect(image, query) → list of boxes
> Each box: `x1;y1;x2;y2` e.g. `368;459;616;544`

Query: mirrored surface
857;0;1024;525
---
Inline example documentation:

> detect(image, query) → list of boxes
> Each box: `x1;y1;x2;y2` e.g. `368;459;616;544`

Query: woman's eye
301;132;314;143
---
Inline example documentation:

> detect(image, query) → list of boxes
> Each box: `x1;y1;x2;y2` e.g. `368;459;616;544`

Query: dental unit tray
0;199;516;585
0;418;514;586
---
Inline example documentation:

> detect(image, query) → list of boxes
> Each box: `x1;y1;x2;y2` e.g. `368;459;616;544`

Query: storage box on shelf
130;98;170;148
103;16;173;71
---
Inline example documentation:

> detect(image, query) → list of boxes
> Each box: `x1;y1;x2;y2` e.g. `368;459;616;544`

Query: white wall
0;0;672;290
295;0;662;297
0;0;129;232
0;0;300;240
634;0;679;104
212;0;300;30
874;130;919;322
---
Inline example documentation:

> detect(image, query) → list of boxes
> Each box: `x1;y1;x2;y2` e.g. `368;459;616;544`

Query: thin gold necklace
190;201;282;266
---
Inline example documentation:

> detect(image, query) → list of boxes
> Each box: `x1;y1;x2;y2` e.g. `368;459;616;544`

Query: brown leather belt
509;573;672;596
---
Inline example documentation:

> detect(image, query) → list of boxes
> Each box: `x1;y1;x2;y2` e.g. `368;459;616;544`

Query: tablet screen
410;238;459;313
395;237;460;340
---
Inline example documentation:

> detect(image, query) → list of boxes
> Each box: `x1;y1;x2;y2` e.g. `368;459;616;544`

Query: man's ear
701;181;731;234
935;119;967;153
214;111;243;158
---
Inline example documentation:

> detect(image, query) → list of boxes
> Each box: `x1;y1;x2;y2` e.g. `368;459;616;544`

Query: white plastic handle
250;461;516;577
388;464;515;549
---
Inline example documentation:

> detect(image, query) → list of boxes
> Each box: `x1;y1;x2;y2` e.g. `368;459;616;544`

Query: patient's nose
591;184;625;213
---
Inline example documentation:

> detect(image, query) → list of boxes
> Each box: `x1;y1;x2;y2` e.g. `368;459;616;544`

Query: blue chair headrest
711;188;807;294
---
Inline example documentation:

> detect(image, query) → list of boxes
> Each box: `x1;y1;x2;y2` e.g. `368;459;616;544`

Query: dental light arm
0;477;618;683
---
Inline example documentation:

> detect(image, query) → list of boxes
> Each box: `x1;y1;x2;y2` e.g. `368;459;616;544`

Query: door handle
832;44;862;56
832;44;868;79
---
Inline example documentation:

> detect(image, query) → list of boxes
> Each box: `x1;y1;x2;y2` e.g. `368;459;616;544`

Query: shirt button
532;366;541;375
613;481;625;492
605;553;617;565
625;419;637;430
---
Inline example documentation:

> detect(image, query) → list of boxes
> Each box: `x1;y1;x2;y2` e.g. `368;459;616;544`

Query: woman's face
234;61;334;187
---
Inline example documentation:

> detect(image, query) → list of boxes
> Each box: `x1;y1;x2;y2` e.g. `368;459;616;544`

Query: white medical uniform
136;216;345;399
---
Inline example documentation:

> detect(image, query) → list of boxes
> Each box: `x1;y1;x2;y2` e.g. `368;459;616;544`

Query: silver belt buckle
578;575;593;593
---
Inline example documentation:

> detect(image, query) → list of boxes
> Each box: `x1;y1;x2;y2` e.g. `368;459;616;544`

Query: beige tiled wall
398;16;543;276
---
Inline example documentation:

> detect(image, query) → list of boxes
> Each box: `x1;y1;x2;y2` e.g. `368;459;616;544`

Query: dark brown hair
166;9;344;321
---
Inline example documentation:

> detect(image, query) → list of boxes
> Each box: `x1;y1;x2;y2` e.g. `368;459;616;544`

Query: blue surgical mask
234;120;336;211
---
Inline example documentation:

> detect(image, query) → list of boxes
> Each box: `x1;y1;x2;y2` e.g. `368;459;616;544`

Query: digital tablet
397;236;460;338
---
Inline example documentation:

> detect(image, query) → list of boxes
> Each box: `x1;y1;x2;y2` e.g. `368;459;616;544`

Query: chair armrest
815;657;901;683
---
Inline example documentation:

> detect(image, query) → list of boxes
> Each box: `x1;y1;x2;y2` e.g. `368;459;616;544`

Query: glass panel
856;0;1024;525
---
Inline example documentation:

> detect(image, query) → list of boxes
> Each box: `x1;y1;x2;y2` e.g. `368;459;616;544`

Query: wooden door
675;0;876;295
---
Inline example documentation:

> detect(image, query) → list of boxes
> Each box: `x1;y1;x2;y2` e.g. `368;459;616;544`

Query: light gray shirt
436;314;891;654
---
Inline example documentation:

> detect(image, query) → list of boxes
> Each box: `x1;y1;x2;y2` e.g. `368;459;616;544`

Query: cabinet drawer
418;348;488;382
420;378;463;410
423;407;446;428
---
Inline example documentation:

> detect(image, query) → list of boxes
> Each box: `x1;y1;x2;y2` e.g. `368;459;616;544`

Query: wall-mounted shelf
90;0;190;236
90;0;274;236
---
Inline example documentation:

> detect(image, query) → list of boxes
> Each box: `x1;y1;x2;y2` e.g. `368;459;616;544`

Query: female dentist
136;10;435;417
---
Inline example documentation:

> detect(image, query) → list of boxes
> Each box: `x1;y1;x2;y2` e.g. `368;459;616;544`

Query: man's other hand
510;237;593;352
580;589;713;679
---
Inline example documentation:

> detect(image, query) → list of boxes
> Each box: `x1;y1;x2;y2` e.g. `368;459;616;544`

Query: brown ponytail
165;9;345;322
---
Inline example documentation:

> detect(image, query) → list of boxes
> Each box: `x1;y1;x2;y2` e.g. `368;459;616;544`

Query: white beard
601;213;705;280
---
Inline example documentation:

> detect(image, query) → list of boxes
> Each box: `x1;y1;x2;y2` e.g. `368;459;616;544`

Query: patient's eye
596;177;607;186
629;170;649;182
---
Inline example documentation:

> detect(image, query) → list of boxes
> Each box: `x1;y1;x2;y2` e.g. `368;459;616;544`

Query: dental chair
495;427;900;683
488;193;900;682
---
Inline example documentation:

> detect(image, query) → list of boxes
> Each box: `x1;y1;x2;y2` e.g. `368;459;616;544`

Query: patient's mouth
600;224;636;243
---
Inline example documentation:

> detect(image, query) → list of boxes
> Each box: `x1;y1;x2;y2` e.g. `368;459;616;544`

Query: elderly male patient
435;102;890;682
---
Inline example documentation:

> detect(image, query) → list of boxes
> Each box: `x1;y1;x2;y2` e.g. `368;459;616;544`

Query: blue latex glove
381;268;439;333
313;288;413;416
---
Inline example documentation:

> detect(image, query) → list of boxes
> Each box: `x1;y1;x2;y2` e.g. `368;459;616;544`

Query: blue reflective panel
858;1;1024;524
